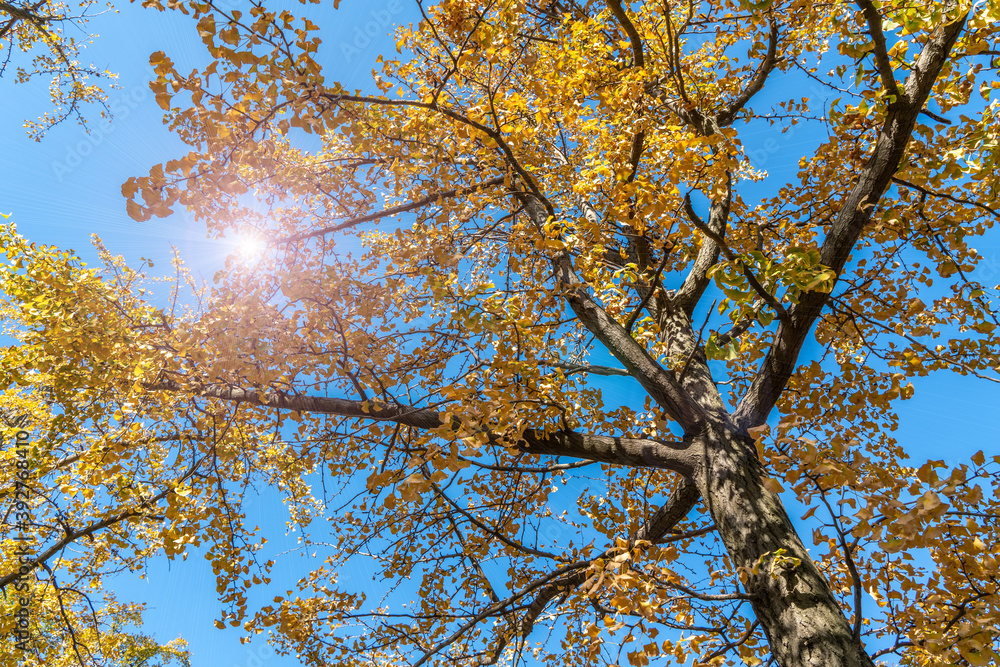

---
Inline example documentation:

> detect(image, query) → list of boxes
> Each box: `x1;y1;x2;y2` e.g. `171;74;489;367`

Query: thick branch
143;381;699;474
682;193;788;323
606;0;644;68
857;0;900;99
514;191;712;432
607;0;648;185
671;184;732;319
717;19;780;127
634;476;701;542
0;0;50;40
733;9;968;430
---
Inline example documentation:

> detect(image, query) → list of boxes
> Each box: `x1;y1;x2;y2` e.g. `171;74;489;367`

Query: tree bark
693;425;875;667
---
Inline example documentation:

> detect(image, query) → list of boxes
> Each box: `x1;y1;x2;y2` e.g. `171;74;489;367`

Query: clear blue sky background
2;1;999;665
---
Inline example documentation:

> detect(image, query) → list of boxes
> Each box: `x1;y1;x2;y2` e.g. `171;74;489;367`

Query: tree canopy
0;0;117;138
3;0;1000;666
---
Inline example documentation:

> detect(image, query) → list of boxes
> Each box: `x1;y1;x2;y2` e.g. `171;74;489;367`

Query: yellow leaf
762;478;785;494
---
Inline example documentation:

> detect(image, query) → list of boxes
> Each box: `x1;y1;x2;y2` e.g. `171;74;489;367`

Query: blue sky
2;1;1000;665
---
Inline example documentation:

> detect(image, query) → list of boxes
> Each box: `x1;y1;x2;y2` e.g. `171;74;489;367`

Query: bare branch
892;176;998;218
275;176;505;244
539;360;632;377
483;478;701;664
410;560;593;667
317;92;556;217
0;489;173;591
717;19;780;127
919;108;951;124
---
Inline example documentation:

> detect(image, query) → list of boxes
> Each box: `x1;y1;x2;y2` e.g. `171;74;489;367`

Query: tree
4;0;1000;666
0;0;117;138
0;233;192;667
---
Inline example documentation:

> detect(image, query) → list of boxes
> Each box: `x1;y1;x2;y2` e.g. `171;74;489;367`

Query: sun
233;232;265;261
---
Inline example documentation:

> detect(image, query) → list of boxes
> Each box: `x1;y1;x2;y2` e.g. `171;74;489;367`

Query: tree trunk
694;425;875;667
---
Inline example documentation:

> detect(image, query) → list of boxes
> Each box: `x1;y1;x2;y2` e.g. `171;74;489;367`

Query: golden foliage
4;0;1000;665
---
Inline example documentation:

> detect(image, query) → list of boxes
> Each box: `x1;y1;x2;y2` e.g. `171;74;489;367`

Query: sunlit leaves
0;0;119;138
4;0;1000;664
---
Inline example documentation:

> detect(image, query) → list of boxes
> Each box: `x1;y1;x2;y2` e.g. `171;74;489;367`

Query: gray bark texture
694;425;876;667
